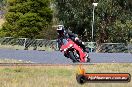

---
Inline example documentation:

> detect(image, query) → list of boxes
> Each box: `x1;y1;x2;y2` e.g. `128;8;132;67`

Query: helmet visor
57;30;64;34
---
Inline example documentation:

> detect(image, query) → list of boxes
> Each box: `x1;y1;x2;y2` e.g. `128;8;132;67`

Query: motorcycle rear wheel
87;57;90;62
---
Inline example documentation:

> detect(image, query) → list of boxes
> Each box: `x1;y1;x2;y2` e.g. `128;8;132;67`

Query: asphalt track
0;49;132;64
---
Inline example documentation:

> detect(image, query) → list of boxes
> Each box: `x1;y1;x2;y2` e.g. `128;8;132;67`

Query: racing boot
81;43;89;53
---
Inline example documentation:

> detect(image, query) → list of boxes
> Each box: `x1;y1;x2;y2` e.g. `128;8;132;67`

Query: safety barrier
96;43;130;53
0;37;58;51
0;37;132;53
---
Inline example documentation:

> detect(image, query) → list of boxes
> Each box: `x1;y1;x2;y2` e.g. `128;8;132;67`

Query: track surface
0;49;132;64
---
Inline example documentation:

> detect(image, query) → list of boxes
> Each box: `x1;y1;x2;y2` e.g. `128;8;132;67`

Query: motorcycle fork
73;50;80;60
73;44;85;62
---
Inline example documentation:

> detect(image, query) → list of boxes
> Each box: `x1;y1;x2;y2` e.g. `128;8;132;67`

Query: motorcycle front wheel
68;51;78;63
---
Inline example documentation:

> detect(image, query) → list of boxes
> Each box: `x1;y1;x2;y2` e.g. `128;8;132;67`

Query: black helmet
56;25;65;35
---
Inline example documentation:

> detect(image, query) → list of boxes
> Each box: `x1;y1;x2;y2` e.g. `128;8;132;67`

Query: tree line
0;0;132;44
0;0;55;39
55;0;132;43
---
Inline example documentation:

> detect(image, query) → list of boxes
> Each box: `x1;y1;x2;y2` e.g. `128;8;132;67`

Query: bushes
0;0;53;39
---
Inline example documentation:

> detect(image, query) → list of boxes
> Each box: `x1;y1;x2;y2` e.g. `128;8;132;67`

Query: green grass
0;64;131;87
0;18;4;29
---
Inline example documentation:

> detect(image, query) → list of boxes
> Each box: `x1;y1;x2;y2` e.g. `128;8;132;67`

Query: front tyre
68;51;78;63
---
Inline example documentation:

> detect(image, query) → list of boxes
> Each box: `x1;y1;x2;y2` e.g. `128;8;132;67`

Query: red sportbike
60;38;90;63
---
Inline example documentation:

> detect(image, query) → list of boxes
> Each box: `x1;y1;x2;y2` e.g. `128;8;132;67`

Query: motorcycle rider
56;25;89;53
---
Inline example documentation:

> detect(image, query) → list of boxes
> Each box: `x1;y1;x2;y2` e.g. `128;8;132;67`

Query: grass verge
0;64;131;87
0;58;32;63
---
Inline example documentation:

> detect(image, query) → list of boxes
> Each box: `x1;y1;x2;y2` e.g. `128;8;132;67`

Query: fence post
56;41;59;50
24;38;27;50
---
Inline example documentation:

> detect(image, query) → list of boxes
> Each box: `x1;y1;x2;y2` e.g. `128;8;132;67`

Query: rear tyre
87;57;90;62
85;47;89;53
69;51;78;63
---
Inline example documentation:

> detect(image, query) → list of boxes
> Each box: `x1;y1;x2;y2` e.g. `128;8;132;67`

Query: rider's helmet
56;25;65;36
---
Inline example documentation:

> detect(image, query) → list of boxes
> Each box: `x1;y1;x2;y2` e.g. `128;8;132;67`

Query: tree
55;0;93;41
95;0;132;44
55;0;132;43
0;0;53;39
0;0;4;10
